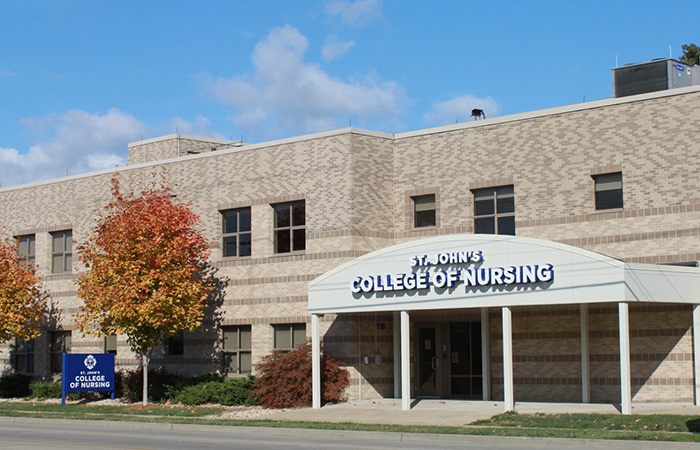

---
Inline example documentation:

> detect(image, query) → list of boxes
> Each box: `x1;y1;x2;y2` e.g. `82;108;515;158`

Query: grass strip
1;402;699;443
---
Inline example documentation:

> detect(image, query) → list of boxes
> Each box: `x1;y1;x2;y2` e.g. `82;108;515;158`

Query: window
222;208;252;257
412;194;436;228
104;335;117;355
51;230;72;273
594;172;623;210
50;331;71;373
473;186;515;235
273;201;305;253
273;323;306;351
166;331;184;356
14;339;34;374
222;325;252;375
17;234;35;267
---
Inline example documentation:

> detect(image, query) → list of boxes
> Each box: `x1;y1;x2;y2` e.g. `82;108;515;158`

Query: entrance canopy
309;235;700;314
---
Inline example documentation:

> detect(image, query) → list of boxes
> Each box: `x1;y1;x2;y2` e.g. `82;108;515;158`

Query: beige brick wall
2;88;700;404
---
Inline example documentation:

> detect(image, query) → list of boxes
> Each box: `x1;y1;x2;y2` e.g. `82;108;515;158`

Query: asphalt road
0;417;696;450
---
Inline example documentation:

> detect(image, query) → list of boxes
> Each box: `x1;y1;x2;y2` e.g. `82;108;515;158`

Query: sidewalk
268;399;700;426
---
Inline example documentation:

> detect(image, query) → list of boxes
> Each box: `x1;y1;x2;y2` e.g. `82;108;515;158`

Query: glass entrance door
417;327;438;396
450;322;483;398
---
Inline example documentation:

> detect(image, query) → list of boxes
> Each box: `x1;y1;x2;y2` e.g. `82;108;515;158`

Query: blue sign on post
62;353;115;406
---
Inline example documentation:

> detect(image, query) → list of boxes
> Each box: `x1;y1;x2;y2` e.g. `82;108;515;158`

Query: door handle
432;357;439;370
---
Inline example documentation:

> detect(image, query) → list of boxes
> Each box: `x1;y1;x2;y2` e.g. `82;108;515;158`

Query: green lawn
0;401;699;442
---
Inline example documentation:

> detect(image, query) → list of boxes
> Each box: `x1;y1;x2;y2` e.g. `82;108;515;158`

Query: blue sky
1;0;699;187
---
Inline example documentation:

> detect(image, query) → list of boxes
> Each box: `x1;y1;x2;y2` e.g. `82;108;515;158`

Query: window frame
104;335;117;355
50;330;71;374
221;207;252;258
412;194;437;228
17;234;36;267
222;325;252;376
593;172;623;211
273;323;306;352
166;331;184;357
472;185;516;236
14;338;35;375
272;200;306;254
51;230;73;273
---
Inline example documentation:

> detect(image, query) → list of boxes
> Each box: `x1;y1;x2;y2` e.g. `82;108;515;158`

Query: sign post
61;353;115;406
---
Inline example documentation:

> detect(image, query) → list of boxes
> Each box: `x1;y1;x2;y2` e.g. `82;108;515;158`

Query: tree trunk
142;352;149;406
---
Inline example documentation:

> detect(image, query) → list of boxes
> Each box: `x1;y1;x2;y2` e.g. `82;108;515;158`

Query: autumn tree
0;232;45;344
76;173;212;405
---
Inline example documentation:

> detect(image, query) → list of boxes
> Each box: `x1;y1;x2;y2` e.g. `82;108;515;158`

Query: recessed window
473;186;515;235
273;323;306;352
221;208;252;257
273;201;305;253
17;235;35;267
14;339;35;374
50;331;71;374
223;325;252;375
104;335;117;355
166;331;184;356
51;230;72;273
412;194;436;228
593;172;623;210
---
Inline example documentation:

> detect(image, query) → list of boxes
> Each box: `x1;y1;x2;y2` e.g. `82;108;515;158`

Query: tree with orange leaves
76;173;212;405
0;233;45;343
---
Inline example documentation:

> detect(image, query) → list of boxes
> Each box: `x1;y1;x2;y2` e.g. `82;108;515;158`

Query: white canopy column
502;306;514;412
581;304;590;403
312;313;321;409
400;310;411;411
619;302;632;414
393;311;401;399
693;305;700;406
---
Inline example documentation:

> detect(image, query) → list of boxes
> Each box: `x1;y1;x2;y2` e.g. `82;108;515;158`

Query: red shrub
253;343;349;408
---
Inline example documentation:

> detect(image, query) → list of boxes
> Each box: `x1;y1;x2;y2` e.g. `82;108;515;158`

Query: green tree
680;43;700;66
76;173;213;405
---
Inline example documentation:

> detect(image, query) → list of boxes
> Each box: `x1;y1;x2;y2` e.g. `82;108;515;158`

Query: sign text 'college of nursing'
351;250;554;295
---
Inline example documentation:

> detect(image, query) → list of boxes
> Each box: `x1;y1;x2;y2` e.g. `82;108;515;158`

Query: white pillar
618;302;631;415
481;307;491;401
311;314;321;409
400;310;411;411
693;305;700;406
580;304;590;403
502;306;514;412
393;311;401;399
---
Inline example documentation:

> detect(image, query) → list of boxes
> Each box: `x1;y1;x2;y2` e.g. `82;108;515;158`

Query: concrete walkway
268;399;700;426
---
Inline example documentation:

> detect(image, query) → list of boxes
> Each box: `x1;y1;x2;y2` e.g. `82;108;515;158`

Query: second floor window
51;230;72;273
473;186;515;235
273;200;305;253
17;234;35;267
412;194;436;228
222;208;252;257
593;172;623;210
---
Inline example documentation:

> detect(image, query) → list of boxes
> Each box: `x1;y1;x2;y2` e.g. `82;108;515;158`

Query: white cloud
325;0;382;26
423;94;501;126
322;36;355;62
200;25;406;139
169;115;226;140
0;109;145;188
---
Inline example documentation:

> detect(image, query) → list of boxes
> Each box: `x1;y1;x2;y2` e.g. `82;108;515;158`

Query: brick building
2;79;700;412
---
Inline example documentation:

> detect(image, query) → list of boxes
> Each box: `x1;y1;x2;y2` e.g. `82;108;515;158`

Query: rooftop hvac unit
612;58;696;98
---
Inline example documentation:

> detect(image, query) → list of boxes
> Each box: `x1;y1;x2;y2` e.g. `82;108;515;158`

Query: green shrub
30;381;61;399
175;376;257;406
253;343;349;409
0;373;31;398
118;367;188;403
